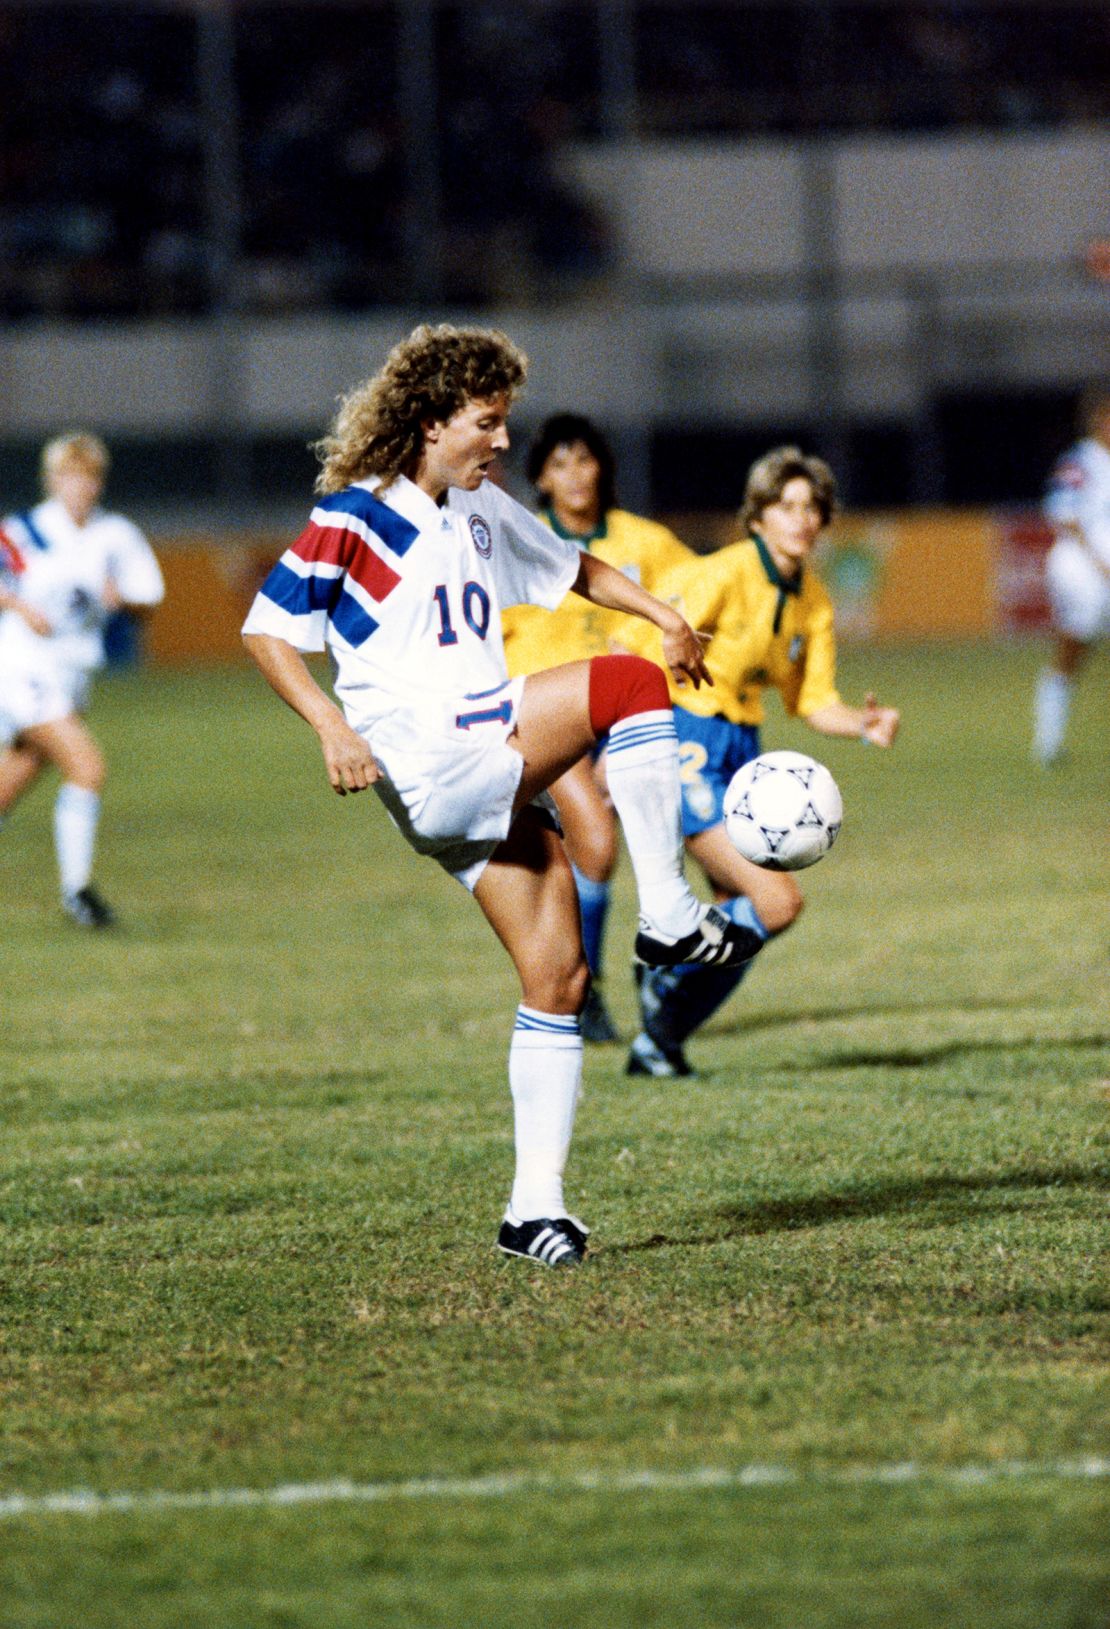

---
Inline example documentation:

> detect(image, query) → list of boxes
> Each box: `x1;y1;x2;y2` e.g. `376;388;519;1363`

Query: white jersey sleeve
103;515;165;607
465;482;581;611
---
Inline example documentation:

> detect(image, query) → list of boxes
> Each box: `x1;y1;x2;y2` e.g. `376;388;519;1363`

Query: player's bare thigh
509;660;596;812
686;823;802;933
549;754;617;882
473;807;590;1014
20;715;105;792
0;742;47;812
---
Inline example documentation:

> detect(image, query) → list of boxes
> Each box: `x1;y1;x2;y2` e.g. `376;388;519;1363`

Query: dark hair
526;413;617;513
740;445;838;535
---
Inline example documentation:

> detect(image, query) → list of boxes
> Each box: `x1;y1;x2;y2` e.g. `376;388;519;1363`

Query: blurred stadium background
1;0;1107;655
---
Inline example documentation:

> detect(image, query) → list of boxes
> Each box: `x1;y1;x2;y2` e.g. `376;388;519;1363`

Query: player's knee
522;951;590;1017
761;879;804;935
571;825;618;882
566;957;592;1017
77;748;106;793
588;653;670;738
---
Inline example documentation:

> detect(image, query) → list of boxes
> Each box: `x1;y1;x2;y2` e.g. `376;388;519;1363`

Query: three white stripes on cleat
527;1226;575;1265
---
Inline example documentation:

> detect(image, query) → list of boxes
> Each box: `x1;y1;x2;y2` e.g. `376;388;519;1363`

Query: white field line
0;1458;1106;1521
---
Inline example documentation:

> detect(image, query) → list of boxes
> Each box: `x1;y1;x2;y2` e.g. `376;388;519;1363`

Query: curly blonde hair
740;445;838;535
313;323;528;495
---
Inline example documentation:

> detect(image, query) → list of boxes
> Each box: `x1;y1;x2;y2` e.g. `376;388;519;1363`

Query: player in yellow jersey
623;445;900;1077
503;414;694;1042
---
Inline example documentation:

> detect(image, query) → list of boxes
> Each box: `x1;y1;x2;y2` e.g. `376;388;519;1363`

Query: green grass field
1;642;1107;1628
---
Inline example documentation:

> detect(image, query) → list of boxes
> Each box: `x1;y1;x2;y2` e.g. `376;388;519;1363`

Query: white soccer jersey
0;498;164;680
1044;436;1110;569
242;474;581;744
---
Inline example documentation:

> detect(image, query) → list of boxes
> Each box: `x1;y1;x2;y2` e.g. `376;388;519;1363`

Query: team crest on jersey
789;635;806;663
469;515;493;558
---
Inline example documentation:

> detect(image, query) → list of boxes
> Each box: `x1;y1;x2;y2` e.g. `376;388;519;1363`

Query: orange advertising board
142;508;1049;663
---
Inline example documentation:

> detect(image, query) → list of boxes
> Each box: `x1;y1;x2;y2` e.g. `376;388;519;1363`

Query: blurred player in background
502;413;694;1042
0;433;165;927
623;445;900;1078
241;324;763;1269
1032;383;1110;766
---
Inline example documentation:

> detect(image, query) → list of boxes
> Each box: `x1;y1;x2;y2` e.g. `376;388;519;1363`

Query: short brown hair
740;445;838;535
313;323;528;495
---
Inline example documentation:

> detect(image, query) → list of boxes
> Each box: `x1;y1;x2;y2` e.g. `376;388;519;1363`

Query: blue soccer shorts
673;705;761;838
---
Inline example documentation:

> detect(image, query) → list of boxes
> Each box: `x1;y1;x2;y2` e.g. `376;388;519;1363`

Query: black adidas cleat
497;1214;589;1268
63;885;117;930
634;904;762;969
626;1031;693;1079
579;985;619;1044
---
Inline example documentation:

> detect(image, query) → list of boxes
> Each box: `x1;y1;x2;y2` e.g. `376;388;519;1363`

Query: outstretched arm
570;551;711;690
805;693;900;748
0;584;51;636
242;631;381;794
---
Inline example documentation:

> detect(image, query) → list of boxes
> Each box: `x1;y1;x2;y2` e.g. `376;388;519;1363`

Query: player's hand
660;611;713;690
318;718;381;795
860;693;899;748
18;602;52;637
102;578;124;613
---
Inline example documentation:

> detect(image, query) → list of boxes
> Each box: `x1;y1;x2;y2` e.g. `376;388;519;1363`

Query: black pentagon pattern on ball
751;758;815;788
759;824;790;852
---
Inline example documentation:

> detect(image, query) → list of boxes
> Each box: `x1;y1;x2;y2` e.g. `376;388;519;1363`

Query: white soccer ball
723;750;843;871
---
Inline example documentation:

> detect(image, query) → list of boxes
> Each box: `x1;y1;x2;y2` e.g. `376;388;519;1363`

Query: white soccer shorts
0;662;88;747
365;675;554;891
1045;538;1110;642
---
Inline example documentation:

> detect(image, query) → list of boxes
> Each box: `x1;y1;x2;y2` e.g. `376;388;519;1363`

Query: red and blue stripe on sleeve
0;524;26;579
251;487;419;650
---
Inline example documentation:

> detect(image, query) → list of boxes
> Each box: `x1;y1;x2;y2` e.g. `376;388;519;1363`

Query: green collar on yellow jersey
751;531;803;633
544;507;608;549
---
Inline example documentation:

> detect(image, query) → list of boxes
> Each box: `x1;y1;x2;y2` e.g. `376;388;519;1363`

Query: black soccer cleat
579;984;619;1044
63;885;117;930
626;1031;693;1079
634;904;763;969
497;1214;589;1268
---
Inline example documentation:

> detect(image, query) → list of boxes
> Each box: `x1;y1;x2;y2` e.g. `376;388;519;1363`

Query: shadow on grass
709;995;1105;1042
779;1034;1110;1072
611;1160;1108;1254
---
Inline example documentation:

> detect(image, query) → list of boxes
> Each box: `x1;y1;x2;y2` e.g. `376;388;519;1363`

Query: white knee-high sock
507;1007;583;1222
54;783;100;897
1033;669;1073;763
604;709;701;939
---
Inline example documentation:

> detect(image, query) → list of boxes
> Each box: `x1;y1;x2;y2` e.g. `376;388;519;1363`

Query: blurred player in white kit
1032;385;1110;765
0;433;165;926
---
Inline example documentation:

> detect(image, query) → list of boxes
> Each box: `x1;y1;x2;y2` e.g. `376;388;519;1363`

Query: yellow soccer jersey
501;508;693;677
625;534;841;726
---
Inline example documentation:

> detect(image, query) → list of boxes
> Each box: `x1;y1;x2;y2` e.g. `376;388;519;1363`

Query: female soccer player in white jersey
1033;383;1110;765
0;433;165;927
242;323;761;1268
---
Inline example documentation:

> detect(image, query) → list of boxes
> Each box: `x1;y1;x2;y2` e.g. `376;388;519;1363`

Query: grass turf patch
0;643;1106;1623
